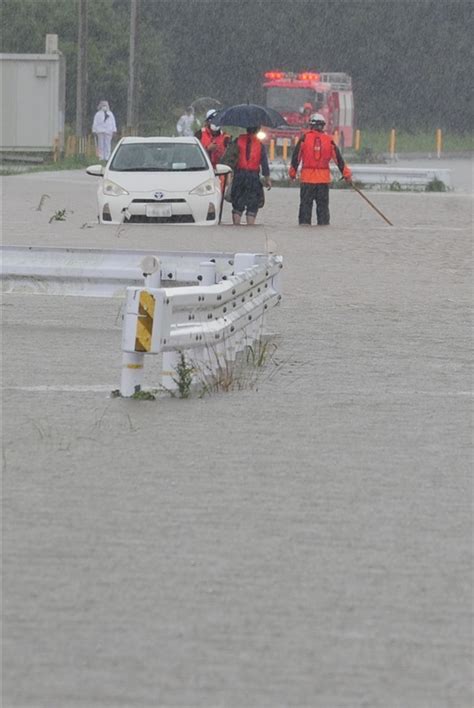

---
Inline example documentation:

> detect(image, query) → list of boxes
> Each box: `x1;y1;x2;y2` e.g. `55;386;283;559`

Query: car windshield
110;142;208;172
266;87;316;112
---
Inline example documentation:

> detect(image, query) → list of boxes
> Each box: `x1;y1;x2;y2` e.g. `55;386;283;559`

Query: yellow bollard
269;139;275;161
282;139;288;161
333;129;339;146
355;129;361;151
53;136;60;162
389;128;396;158
436;128;442;158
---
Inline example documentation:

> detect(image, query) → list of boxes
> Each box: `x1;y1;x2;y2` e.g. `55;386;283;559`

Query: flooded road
2;164;473;707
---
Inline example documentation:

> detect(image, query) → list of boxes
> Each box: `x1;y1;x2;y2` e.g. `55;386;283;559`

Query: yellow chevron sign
135;291;156;352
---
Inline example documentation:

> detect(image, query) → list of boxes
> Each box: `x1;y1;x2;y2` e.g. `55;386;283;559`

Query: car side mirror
214;164;233;176
86;164;104;176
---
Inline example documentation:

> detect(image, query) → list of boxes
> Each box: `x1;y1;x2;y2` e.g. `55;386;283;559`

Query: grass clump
198;338;279;395
110;388;157;400
425;177;447;192
49;208;67;222
172;352;194;399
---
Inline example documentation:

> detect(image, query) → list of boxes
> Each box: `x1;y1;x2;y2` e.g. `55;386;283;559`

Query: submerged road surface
2;166;473;708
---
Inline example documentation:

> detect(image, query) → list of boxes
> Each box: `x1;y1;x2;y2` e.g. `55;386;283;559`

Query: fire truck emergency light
264;71;285;79
298;72;320;81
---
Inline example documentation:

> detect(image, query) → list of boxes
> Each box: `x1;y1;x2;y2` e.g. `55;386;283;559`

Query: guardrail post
198;261;216;285
120;352;145;396
234;253;257;273
161;351;180;391
141;255;161;288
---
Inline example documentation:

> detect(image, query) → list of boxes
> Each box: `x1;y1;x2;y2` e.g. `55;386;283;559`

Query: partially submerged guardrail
120;252;283;396
269;160;452;189
1;246;244;297
0;246;283;398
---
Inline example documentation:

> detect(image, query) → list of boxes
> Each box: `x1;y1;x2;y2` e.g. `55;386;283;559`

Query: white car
86;136;232;225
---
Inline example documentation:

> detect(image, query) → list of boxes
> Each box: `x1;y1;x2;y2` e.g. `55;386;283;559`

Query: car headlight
189;178;216;196
103;179;129;196
257;130;267;140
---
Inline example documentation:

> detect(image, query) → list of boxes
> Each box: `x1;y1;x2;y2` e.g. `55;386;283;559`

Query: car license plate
146;203;172;217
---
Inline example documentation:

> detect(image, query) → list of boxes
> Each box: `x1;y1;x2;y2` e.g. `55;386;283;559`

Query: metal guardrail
1;246;241;297
120;252;283;396
269;160;452;188
0;245;283;398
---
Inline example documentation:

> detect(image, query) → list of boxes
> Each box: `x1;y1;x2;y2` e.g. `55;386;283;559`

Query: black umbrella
212;103;287;129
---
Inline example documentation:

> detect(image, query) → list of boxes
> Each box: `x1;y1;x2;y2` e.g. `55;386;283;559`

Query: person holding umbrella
211;103;287;225
230;126;271;225
289;112;352;225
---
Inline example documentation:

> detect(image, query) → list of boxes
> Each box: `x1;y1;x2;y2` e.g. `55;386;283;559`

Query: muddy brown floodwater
2;164;473;708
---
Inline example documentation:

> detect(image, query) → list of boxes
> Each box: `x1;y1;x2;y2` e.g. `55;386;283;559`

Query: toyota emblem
154;191;165;200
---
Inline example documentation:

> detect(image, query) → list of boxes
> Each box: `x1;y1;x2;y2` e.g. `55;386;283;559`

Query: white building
0;34;66;153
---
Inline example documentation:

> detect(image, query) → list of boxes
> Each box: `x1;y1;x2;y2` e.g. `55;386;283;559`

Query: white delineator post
120;352;145;397
120;256;161;397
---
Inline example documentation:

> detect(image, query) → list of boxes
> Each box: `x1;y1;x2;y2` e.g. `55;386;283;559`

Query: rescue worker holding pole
289;112;352;225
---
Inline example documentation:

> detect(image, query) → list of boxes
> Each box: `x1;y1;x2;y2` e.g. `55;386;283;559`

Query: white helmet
206;109;217;120
309;112;325;125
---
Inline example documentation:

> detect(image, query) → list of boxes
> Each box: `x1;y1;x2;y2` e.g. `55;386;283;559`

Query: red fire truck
262;70;354;149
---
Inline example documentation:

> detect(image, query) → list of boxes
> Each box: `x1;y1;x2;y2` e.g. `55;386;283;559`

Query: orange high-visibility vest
200;128;230;166
236;134;262;171
299;130;336;184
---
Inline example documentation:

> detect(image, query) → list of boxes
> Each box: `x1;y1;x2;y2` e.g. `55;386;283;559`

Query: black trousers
298;183;330;225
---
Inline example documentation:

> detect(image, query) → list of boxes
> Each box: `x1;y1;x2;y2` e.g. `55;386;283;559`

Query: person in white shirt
92;100;117;160
176;106;195;137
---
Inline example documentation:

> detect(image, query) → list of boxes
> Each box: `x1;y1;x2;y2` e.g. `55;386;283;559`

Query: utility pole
75;0;88;137
126;0;139;132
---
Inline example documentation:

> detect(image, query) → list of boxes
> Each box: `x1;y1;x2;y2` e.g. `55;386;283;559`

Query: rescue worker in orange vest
195;110;231;167
289;113;352;225
231;126;271;226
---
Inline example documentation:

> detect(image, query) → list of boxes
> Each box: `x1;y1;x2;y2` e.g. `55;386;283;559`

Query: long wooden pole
350;181;393;226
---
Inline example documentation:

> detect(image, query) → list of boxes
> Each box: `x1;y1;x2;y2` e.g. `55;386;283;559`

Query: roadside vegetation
355;130;472;156
110;338;281;402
